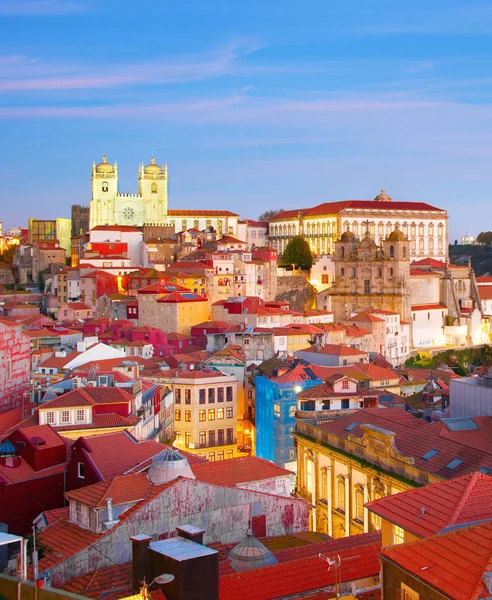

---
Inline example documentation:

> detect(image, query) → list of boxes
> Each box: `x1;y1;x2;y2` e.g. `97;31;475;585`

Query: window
185;410;191;422
342;379;349;390
226;428;234;443
185;432;191;447
78;462;85;479
208;409;215;421
401;583;419;600
175;431;181;444
352;268;356;278
199;410;206;422
226;387;233;401
341;267;345;276
289;405;296;418
217;387;224;402
46;411;55;424
389;245;394;257
218;429;224;444
61;410;70;423
199;389;205;404
74;501;82;521
208;431;216;446
208;452;215;461
364;280;370;294
355;486;364;522
185;389;191;404
199;431;206;446
226;407;233;419
320;469;328;500
427;312;430;321
217;408;224;420
102;181;108;192
175;409;181;421
341;399;350;409
321;274;329;284
89;509;97;531
389;267;394;277
151;182;157;193
76;409;85;422
337;478;346;511
227;449;233;459
175;389;181;404
208;388;215;403
393;525;405;545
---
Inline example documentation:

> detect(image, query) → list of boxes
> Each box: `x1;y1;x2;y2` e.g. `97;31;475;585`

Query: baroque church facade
89;155;239;235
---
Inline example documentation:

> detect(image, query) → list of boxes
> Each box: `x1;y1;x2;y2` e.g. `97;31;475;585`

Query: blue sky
2;1;492;239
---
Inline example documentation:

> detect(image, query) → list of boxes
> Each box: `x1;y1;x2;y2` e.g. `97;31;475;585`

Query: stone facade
320;228;411;324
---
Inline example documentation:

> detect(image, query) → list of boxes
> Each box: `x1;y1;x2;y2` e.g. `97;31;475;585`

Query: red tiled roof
90;225;141;232
350;311;385;323
366;472;492;538
39;387;133;410
167;209;238;216
381;521;492;600
0;456;66;484
62;302;90;310
314;408;492;479
191;456;292;487
61;563;133;599
77;431;165;480
411;257;447;268
477;276;492;284
53;413;137;432
478;285;492;300
0;406;33;436
18;424;66;449
66;473;151;507
219;538;381;600
411;303;448;311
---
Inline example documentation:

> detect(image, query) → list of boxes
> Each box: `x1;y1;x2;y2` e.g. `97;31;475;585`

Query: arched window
353;221;359;236
438;223;444;237
151;182;157;193
182;220;187;231
194;219;199;229
378;222;384;236
337;477;346;511
429;237;434;251
386;221;392;236
206;219;212;228
389;245;394;257
320;468;328;500
402;222;408;236
411;222;416;237
370;221;375;236
438;238;443;250
354;485;364;522
429;223;434;236
419;223;425;236
403;246;407;258
419;238;424;250
341;246;345;259
102;181;108;192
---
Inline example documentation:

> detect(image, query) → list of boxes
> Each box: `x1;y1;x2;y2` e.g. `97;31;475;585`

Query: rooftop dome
340;230;357;242
95;155;114;174
148;447;196;485
144;156;163;174
229;534;278;572
387;228;406;242
374;189;392;202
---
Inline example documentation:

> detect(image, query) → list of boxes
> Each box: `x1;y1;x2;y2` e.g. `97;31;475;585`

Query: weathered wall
48;477;310;586
0;321;31;412
275;275;316;311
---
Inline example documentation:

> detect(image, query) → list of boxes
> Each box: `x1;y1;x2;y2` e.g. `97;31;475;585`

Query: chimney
176;525;205;546
130;534;152;592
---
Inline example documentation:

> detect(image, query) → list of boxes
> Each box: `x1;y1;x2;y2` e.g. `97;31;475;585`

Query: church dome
95;155;114;174
374;189;392;202
387;229;406;242
144;156;163;175
340;230;357;242
229;534;278;572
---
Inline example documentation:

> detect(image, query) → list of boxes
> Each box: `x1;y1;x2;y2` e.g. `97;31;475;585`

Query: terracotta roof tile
191;456;292;487
66;473;152;507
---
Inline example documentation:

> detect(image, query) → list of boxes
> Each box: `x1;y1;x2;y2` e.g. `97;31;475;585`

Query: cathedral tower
90;155;118;229
138;157;168;223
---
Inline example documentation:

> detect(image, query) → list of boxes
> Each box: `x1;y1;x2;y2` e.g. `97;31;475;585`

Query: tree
258;209;283;222
477;231;492;245
281;235;313;270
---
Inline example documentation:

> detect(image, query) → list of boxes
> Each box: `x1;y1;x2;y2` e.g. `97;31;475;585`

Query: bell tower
139;157;168;224
90;155;118;228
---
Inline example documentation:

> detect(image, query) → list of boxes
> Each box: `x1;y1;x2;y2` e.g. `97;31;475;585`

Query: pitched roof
381;521;492;600
313;408;492;479
90;225;140;232
411;303;448;311
411;257;447;268
191;456;292;487
75;431;165;480
297;344;367;357
219;537;380;600
66;473;152;507
39;387;133;409
168;208;238;216
366;472;492;538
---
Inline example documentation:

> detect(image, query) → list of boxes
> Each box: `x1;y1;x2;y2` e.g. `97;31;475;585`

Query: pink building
0;321;31;412
58;302;92;320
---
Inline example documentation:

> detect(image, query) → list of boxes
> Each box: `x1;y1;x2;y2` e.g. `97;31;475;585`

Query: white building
411;304;448;348
237;219;269;249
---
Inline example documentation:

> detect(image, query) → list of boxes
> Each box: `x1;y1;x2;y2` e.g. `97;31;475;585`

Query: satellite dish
154;574;175;585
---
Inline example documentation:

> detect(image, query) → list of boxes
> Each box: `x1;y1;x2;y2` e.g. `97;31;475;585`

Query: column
345;469;350;536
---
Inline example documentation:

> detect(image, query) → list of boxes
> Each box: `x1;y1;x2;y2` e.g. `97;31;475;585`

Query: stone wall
275;275;316;312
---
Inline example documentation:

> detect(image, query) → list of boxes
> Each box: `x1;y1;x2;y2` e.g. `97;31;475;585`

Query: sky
2;1;492;239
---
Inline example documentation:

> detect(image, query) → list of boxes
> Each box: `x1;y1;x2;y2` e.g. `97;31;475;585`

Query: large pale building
89;155;239;235
269;190;448;262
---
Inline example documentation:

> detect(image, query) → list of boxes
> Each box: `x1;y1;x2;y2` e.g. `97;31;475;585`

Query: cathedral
89;155;239;235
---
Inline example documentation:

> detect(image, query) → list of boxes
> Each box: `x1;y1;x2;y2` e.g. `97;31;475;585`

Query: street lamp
140;574;175;600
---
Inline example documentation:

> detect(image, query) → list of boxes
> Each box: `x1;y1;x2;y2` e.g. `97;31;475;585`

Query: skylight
480;467;491;475
422;449;439;461
345;422;359;432
446;458;464;470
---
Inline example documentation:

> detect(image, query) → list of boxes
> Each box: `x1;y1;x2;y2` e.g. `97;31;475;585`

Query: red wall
8;431;67;472
91;402;131;418
66;441;103;492
0;473;65;536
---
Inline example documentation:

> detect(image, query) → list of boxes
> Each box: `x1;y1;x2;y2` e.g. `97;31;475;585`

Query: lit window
393;525;405;545
337;478;345;511
226;407;233;419
185;410;191;422
175;409;181;421
217;408;224;420
355;486;364;521
199;410;206;422
175;389;181;404
208;409;215;421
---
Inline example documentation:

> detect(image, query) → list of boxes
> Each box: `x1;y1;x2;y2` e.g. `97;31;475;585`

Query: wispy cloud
0;0;86;16
0;41;259;91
